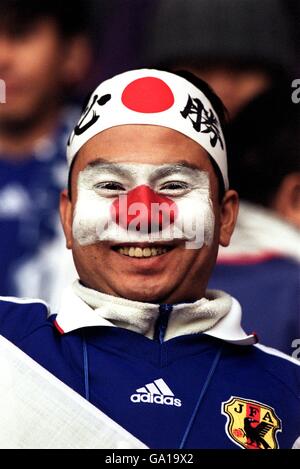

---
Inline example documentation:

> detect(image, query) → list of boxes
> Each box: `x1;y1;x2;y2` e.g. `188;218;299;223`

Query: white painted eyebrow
85;160;201;173
149;164;201;180
82;161;205;185
84;162;130;178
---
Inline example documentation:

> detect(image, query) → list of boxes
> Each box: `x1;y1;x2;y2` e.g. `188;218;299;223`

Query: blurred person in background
0;1;92;303
145;0;297;118
209;89;300;356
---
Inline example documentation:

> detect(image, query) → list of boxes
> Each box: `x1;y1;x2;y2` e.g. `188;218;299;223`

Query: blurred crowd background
0;0;299;356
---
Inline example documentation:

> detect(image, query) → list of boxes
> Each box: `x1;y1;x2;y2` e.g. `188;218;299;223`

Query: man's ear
219;189;239;247
60;189;73;249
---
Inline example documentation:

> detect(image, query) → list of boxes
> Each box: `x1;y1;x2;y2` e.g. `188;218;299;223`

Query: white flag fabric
0;335;147;449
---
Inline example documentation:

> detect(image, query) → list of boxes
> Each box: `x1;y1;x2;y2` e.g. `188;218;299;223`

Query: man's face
0;19;78;128
61;124;238;303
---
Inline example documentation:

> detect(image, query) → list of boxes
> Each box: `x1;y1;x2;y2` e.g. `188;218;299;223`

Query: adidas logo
130;378;182;407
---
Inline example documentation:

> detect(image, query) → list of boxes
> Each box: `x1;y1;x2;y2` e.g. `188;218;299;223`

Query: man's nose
111;185;178;232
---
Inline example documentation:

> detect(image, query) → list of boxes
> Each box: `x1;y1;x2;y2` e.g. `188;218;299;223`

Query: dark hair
228;86;300;207
68;69;229;201
0;0;91;38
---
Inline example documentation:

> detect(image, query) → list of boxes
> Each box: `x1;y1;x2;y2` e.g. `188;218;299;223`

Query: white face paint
72;162;215;249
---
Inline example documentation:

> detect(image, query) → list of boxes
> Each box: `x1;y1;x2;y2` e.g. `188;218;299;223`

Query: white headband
67;69;229;189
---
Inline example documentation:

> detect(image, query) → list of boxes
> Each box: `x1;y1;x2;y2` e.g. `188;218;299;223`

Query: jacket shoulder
254;343;300;366
0;296;50;343
253;343;300;397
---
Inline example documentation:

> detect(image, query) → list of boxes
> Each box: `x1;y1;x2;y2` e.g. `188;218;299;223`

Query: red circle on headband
121;77;174;113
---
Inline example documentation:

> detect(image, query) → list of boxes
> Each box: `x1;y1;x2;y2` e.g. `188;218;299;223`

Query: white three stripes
136;378;174;396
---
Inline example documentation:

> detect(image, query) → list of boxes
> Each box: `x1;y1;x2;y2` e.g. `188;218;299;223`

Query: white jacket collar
53;281;256;346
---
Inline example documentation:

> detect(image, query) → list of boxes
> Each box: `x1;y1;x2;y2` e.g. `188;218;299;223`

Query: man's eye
159;181;189;191
94;182;126;191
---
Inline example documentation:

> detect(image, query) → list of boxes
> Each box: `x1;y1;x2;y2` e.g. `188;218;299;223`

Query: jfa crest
222;396;282;449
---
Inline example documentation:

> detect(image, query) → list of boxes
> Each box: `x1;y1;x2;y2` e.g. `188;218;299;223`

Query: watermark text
0;79;6;104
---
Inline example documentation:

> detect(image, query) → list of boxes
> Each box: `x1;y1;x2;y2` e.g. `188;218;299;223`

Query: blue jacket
210;201;300;357
210;256;300;356
0;293;299;449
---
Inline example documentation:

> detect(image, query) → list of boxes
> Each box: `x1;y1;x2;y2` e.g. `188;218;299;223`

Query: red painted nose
111;185;178;232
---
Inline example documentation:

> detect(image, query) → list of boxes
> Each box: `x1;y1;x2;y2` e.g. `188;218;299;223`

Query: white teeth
129;247;135;257
143;247;151;257
135;247;143;258
116;246;168;258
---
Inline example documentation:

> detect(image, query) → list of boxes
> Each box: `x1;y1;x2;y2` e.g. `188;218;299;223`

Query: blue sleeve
0;298;49;345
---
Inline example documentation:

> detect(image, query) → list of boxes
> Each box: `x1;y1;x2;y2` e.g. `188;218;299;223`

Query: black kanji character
68;93;111;144
200;108;224;149
180;95;224;149
180;95;204;133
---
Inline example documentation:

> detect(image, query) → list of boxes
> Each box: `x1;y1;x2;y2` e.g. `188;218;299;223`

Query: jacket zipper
154;304;173;344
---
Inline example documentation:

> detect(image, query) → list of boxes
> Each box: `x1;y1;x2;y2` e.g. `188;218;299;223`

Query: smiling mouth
111;244;174;258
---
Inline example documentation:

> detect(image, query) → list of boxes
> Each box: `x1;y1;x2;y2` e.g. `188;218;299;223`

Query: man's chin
115;284;170;304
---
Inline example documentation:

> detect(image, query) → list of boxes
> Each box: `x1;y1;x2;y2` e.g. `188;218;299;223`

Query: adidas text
130;393;182;407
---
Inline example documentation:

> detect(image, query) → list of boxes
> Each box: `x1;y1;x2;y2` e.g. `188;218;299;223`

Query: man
0;69;299;449
0;1;91;302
